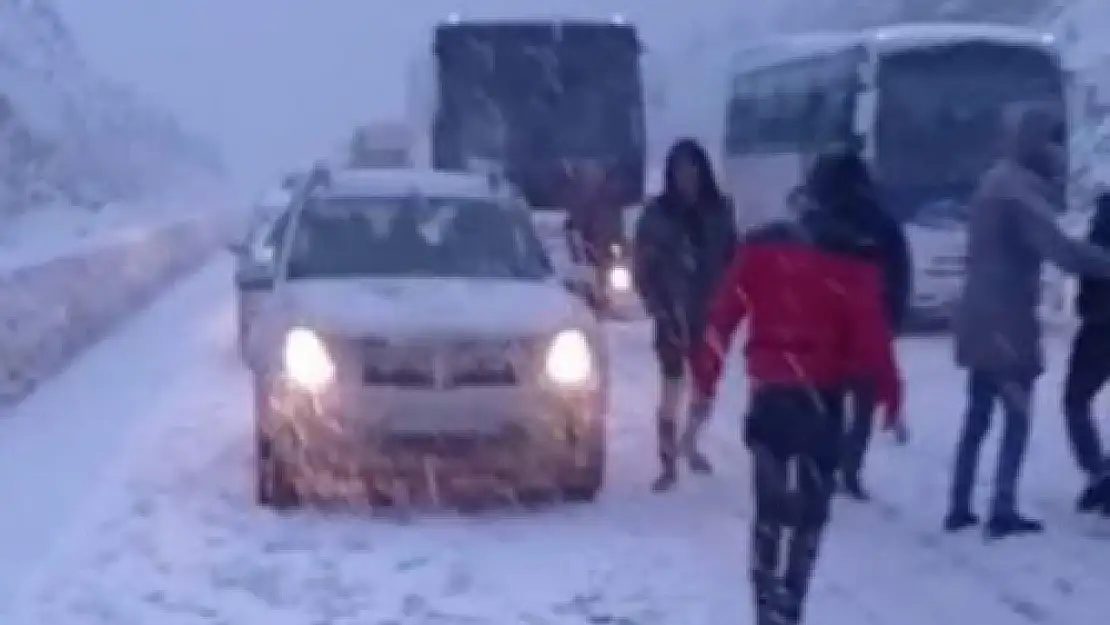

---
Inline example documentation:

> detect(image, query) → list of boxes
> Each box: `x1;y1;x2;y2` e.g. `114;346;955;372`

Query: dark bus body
430;19;647;211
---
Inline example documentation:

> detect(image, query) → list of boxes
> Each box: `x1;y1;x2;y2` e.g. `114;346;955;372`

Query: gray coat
954;159;1110;377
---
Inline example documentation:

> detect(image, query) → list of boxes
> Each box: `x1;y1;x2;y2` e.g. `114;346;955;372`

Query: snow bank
0;212;229;405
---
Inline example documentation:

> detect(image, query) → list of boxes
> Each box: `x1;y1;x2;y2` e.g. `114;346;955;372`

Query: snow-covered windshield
280;196;553;280
434;22;645;208
875;42;1064;220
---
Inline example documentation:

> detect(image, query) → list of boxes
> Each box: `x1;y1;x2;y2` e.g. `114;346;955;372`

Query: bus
723;23;1068;320
406;16;647;211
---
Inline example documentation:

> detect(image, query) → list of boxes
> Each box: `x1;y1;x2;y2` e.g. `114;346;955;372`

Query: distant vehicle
230;188;292;358
723;23;1068;321
407;16;647;211
243;166;609;507
347;122;412;168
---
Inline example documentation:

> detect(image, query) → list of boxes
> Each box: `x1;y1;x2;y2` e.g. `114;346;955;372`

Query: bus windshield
875;43;1064;222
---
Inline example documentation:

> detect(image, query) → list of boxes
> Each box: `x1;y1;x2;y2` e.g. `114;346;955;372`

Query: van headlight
544;329;595;386
283;327;335;392
607;264;632;293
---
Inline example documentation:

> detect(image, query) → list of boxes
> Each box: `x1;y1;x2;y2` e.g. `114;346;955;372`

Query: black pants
1063;322;1110;475
840;382;875;480
745;386;842;624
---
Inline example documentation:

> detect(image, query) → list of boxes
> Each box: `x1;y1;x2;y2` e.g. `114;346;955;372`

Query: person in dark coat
691;175;902;624
949;104;1110;539
633;138;738;492
1065;191;1110;517
803;150;911;500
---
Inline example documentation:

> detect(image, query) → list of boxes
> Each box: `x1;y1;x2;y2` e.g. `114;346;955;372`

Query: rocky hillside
0;0;221;216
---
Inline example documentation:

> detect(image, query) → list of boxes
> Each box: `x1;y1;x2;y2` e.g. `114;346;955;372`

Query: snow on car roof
321;168;502;200
729;22;1055;74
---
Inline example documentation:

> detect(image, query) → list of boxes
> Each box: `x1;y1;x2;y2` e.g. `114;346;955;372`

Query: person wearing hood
803;149;911;501
632;138;738;492
1065;190;1110;518
949;104;1110;539
691;153;902;624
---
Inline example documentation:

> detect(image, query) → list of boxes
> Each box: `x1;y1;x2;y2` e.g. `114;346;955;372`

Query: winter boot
652;378;682;492
679;399;713;475
984;513;1044;540
943;509;980;532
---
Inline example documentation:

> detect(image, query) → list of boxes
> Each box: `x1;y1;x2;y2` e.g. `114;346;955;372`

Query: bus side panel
724;153;807;233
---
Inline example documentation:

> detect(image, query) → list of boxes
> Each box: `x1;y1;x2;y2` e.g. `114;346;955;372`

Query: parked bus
723;23;1067;320
406;15;647;211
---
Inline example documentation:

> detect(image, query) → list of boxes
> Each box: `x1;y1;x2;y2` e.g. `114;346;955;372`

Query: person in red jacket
690;161;903;624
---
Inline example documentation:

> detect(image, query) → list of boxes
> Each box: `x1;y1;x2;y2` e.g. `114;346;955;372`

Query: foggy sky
53;1;778;186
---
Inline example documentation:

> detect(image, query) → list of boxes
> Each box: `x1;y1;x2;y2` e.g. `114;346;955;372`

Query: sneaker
985;513;1044;540
943;509;979;532
1077;473;1110;513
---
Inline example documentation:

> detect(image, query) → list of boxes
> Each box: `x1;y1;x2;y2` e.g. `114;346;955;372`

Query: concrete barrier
0;215;229;405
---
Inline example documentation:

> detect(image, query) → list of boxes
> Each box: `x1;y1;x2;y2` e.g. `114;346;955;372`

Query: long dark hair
660;138;724;206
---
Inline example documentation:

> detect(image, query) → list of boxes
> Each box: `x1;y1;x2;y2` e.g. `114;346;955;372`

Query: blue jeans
950;370;1035;518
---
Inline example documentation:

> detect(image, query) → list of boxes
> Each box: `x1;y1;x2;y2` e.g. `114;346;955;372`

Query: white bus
723;23;1067;320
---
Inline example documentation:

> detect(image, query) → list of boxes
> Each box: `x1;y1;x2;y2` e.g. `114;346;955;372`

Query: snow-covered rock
0;213;229;405
0;0;221;216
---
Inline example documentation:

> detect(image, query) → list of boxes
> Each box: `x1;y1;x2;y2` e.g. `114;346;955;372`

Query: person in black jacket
1065;191;1110;517
633;138;739;492
803;149;911;500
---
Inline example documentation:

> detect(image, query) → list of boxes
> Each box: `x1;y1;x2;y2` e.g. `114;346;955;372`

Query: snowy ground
1;258;1109;624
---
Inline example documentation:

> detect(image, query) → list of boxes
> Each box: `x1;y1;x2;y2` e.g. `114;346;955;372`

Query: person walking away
633;138;738;492
691;170;903;624
802;150;911;501
948;104;1110;539
1065;190;1110;517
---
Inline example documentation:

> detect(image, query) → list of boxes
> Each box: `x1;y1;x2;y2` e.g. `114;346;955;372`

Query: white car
231;193;290;358
245;168;609;507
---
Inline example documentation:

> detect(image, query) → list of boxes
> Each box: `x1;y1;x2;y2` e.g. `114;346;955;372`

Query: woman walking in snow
691;151;902;624
632;138;738;492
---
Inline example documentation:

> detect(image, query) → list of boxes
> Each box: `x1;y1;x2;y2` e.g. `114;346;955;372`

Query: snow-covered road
2;258;1110;624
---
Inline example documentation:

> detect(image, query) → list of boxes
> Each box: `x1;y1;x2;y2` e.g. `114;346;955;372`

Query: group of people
630;105;1110;624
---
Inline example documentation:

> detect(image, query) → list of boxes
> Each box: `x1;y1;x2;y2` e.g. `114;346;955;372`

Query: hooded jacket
954;104;1110;376
805;151;911;331
633;139;738;343
691;208;902;425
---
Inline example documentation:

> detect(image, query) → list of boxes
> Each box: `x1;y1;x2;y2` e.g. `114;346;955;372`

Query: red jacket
691;220;903;425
